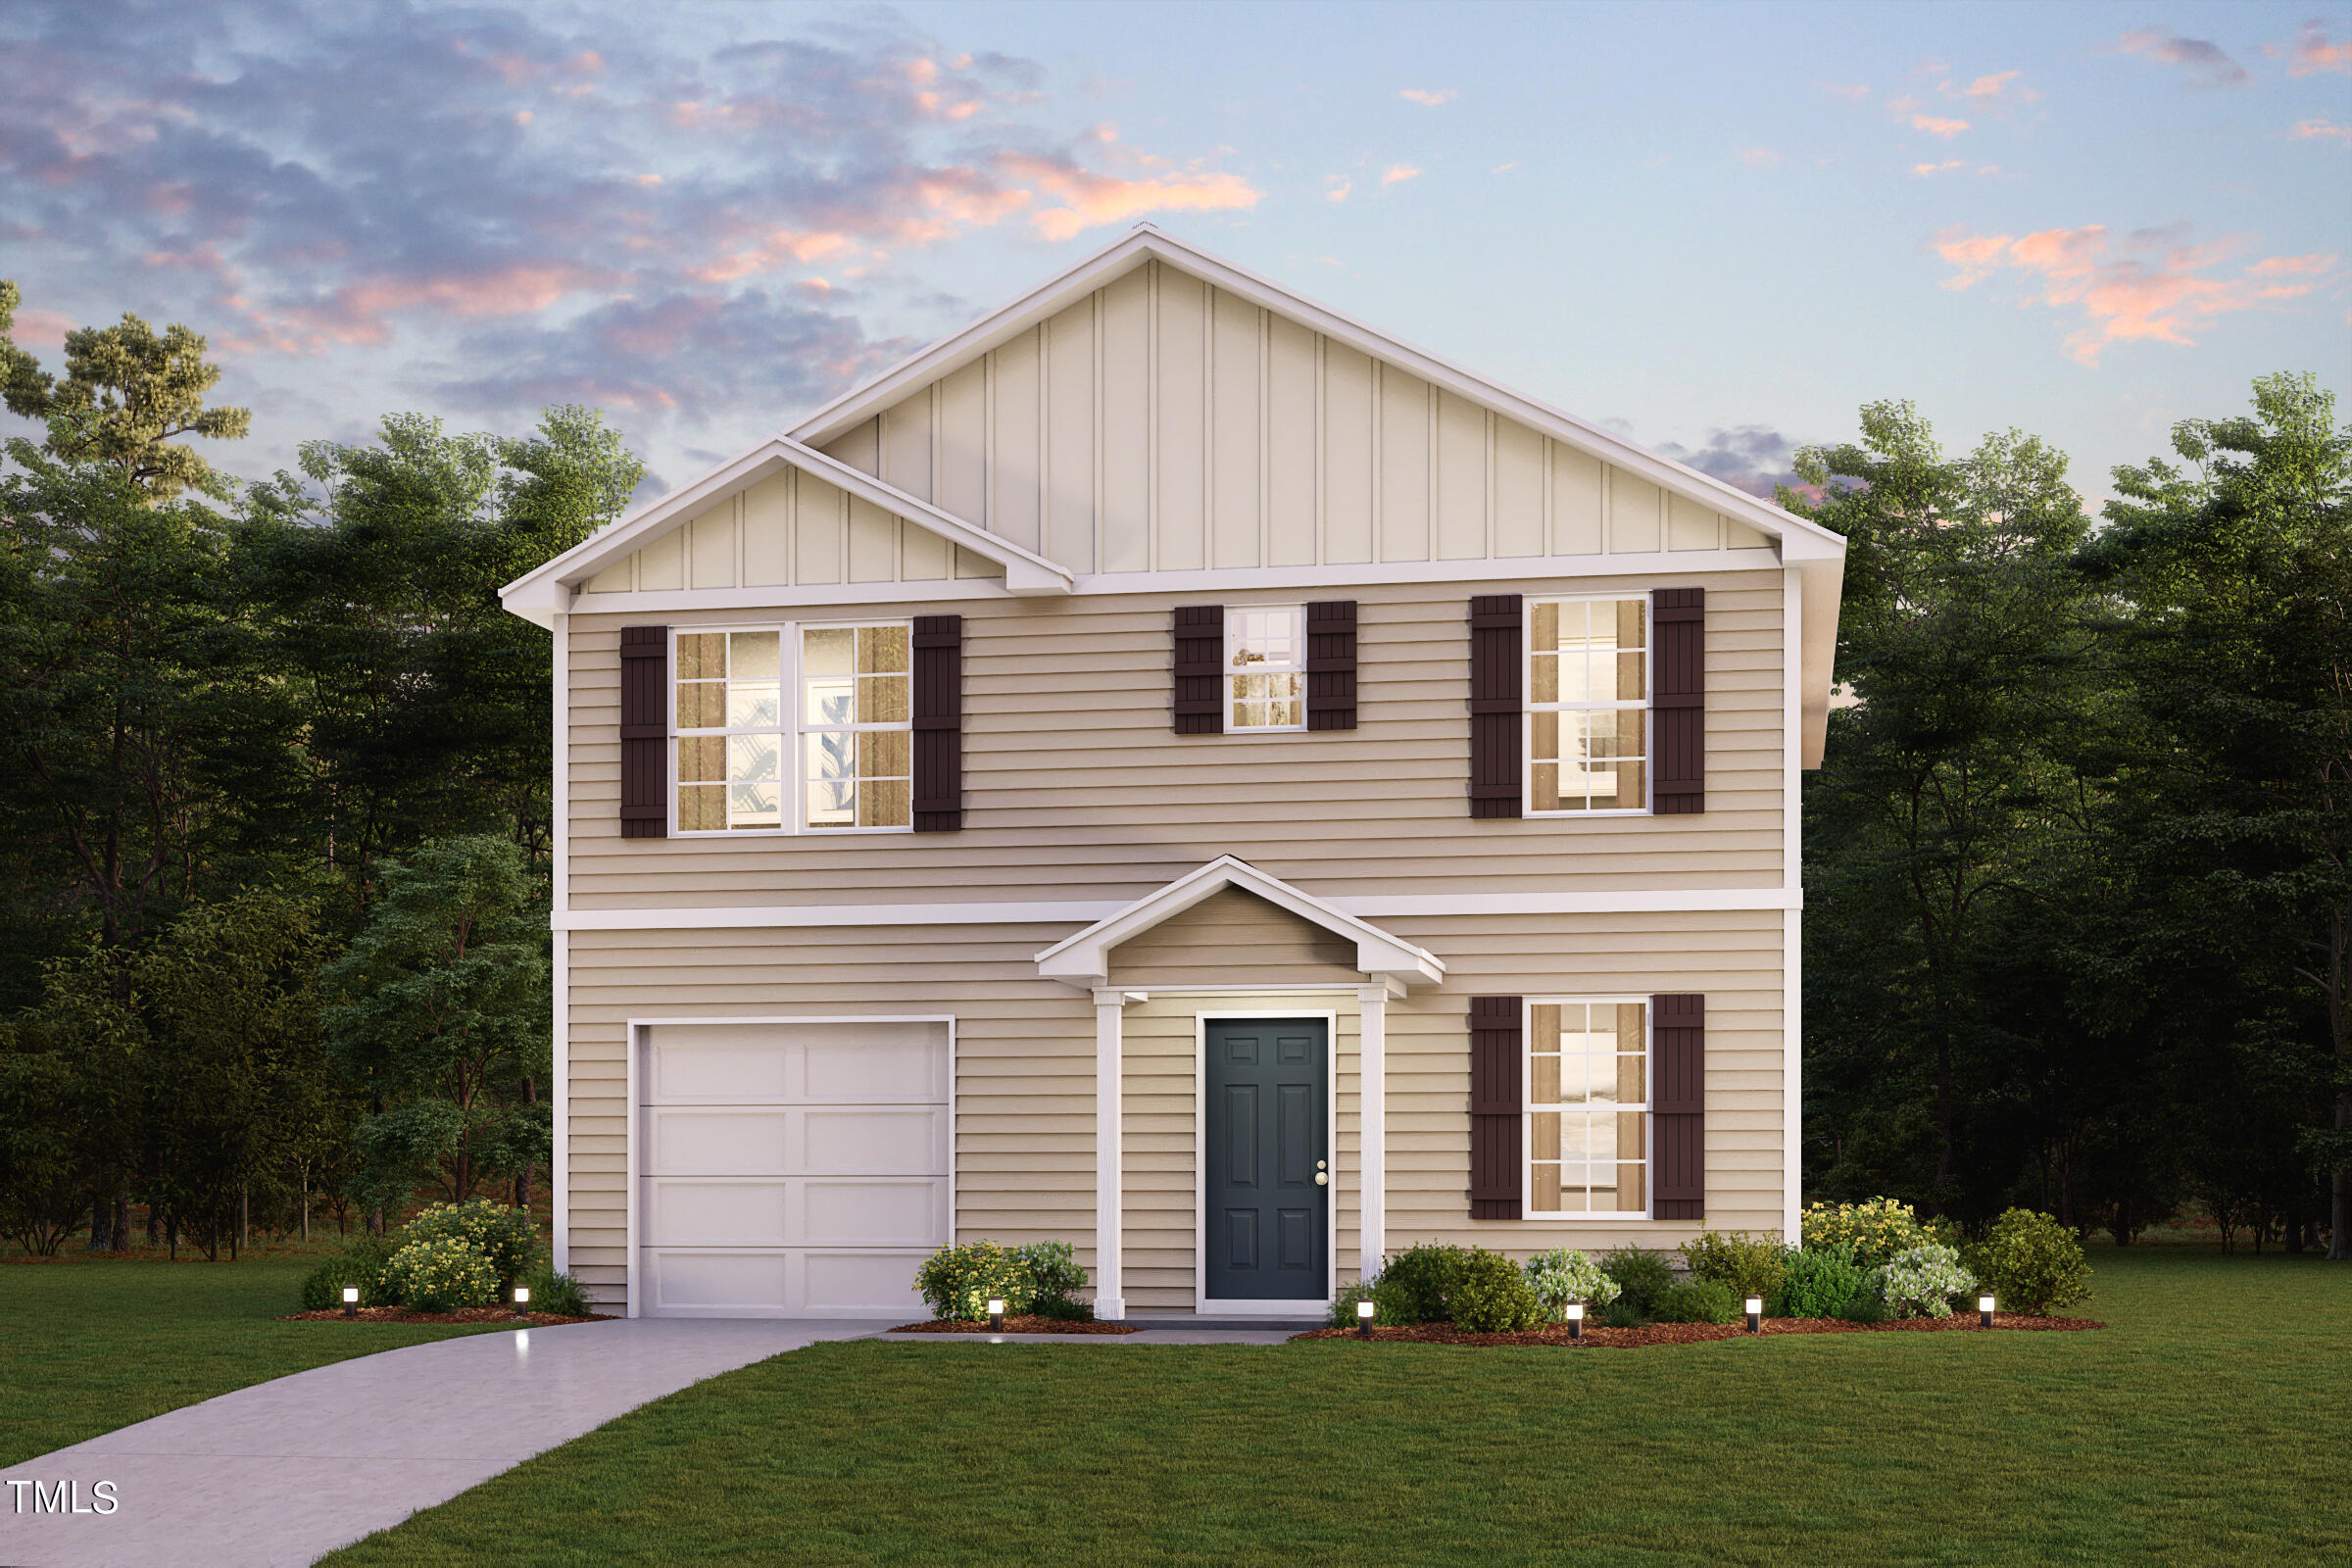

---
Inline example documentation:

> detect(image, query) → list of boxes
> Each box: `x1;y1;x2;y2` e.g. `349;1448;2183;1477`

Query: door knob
1314;1171;1329;1186
1316;1160;1327;1170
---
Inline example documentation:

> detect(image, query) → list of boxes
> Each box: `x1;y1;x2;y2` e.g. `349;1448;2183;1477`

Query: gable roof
497;435;1073;625
1033;855;1446;990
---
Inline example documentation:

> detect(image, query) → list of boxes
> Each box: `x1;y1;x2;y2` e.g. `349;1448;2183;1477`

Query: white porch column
1092;987;1126;1320
1356;982;1392;1282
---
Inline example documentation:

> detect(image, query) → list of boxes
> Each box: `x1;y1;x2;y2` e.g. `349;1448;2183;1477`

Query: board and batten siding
800;260;1773;577
563;902;1786;1311
562;565;1786;907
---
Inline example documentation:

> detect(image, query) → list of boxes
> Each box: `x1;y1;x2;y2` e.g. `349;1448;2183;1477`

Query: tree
0;281;251;502
323;835;550;1209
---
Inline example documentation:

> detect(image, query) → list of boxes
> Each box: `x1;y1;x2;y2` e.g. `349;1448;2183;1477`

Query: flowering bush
1880;1243;1976;1319
384;1236;500;1312
404;1200;539;1289
1523;1249;1622;1321
1801;1198;1935;1268
913;1241;1035;1322
1014;1240;1088;1306
1965;1208;2090;1315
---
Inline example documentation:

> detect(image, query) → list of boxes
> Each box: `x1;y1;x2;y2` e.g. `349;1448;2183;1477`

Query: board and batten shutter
1468;995;1523;1220
1468;594;1523;818
1650;992;1705;1220
618;625;668;840
1652;588;1706;814
1172;605;1224;735
911;613;963;832
1305;600;1358;731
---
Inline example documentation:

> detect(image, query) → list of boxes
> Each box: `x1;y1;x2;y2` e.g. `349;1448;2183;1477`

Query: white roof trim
495;436;1073;626
1033;855;1447;991
786;224;1847;560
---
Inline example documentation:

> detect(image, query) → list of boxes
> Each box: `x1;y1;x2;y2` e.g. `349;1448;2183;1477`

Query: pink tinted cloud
1911;114;1970;138
1934;223;2334;363
2279;22;2352;74
1379;163;1421;185
690;229;857;284
1816;81;1873;101
997;153;1260;241
270;262;627;349
1397;88;1456;106
2115;27;2250;86
1957;71;2027;100
2290;118;2352;144
8;306;73;353
1738;147;1782;169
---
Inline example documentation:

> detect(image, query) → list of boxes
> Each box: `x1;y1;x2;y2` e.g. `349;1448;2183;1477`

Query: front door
1203;1018;1329;1300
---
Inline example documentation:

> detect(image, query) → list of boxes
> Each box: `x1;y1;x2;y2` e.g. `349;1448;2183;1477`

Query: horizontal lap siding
565;568;1784;906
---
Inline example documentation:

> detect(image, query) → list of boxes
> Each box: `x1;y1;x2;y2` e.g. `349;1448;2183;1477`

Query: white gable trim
496;436;1073;626
784;225;1846;562
1033;854;1446;991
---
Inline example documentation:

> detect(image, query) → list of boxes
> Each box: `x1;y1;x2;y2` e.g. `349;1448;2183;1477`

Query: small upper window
675;629;783;831
1227;606;1305;732
800;623;910;830
1528;598;1648;813
672;621;910;834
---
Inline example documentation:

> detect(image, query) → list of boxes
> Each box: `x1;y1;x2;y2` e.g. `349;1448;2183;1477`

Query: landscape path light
513;1286;531;1322
1744;1297;1763;1334
987;1298;1006;1332
1566;1302;1583;1341
1980;1295;1995;1329
342;1285;359;1320
1356;1298;1376;1338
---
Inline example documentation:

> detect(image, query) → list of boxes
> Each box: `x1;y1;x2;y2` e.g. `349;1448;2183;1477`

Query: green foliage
1649;1279;1741;1325
0;1034;90;1254
1378;1244;1477;1324
1013;1240;1088;1311
1801;1200;1935;1269
301;1247;396;1312
912;1241;1035;1322
1964;1208;2091;1315
1771;1247;1871;1319
1678;1230;1788;1300
383;1235;500;1312
1329;1274;1417;1328
1836;1282;1892;1324
1881;1243;1976;1319
1596;1246;1676;1315
403;1200;538;1287
520;1268;594;1318
1598;1297;1645;1329
1449;1250;1545;1333
1029;1292;1096;1323
1521;1248;1621;1321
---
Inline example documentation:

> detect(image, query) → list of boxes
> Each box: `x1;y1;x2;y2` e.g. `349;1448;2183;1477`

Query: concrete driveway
0;1317;878;1568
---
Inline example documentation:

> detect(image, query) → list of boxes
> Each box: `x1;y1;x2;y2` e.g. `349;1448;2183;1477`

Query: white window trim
669;618;914;837
1522;994;1654;1222
1522;591;1652;817
1222;603;1308;736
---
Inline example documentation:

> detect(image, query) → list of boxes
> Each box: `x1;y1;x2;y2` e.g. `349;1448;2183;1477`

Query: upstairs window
1227;606;1305;732
1527;597;1648;813
1527;999;1649;1216
673;621;910;834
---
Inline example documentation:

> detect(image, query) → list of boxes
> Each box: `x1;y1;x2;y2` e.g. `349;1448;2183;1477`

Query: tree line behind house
0;283;2341;1260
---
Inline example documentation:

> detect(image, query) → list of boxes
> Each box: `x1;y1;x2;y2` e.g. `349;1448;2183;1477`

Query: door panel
1203;1018;1328;1300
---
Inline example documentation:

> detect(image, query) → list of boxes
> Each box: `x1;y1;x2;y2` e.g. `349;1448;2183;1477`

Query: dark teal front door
1204;1018;1329;1300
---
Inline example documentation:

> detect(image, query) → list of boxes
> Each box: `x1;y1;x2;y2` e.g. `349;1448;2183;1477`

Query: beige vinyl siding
564;906;1785;1311
807;259;1773;576
564;565;1786;907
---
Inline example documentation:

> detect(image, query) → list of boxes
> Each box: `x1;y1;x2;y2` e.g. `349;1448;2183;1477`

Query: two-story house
498;226;1846;1320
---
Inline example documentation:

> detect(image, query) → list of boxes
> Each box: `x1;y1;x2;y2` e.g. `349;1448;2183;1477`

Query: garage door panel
645;1106;947;1176
647;1021;949;1104
647;1250;792;1314
647;1180;791;1247
800;1178;949;1247
803;1037;946;1102
801;1250;930;1314
650;1039;795;1101
801;1106;948;1172
646;1108;788;1174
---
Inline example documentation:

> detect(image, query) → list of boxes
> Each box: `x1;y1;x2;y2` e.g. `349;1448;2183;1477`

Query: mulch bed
280;1306;611;1325
891;1314;1143;1335
1290;1312;2105;1348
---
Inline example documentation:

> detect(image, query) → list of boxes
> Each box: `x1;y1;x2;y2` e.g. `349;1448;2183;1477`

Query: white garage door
638;1019;949;1317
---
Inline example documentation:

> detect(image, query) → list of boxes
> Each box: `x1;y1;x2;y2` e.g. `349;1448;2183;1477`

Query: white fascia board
784;225;1848;563
1068;548;1785;597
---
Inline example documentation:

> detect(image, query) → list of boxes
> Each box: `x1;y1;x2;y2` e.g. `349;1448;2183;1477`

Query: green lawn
0;1249;508;1469
322;1249;2349;1567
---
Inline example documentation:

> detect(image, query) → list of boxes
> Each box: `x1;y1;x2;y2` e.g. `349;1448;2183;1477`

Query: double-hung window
673;621;911;833
1527;998;1649;1216
1527;597;1648;812
1226;606;1305;732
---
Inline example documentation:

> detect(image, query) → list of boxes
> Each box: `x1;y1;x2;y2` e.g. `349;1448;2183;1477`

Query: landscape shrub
1598;1298;1644;1329
912;1240;1035;1322
403;1200;538;1288
1836;1281;1890;1324
1770;1246;1870;1318
1679;1230;1788;1301
1881;1243;1976;1319
1965;1208;2091;1315
383;1236;500;1312
521;1268;593;1317
1029;1291;1096;1322
1329;1273;1418;1327
1449;1250;1545;1332
1379;1243;1478;1323
299;1233;397;1310
1800;1198;1934;1268
1596;1245;1676;1315
1014;1239;1088;1303
1522;1248;1621;1321
1649;1279;1740;1325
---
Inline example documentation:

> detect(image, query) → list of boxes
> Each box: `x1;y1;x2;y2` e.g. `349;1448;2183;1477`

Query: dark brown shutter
1468;594;1522;818
1652;588;1705;814
618;625;667;840
1172;605;1224;735
1651;992;1705;1219
911;614;963;832
1469;995;1523;1220
1305;600;1358;731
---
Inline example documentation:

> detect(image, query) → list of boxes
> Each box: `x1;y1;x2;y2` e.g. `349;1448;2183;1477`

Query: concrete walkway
0;1317;876;1568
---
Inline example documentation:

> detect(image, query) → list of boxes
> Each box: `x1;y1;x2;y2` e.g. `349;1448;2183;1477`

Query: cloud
2289;117;2352;145
1325;176;1352;202
1910;114;1970;138
1654;425;1809;498
1956;70;2029;100
1932;223;2334;364
1397;88;1456;106
1379;163;1421;185
1737;146;1782;169
1911;161;1966;176
1815;81;1874;101
2115;27;2250;87
1004;153;1259;241
2277;21;2352;74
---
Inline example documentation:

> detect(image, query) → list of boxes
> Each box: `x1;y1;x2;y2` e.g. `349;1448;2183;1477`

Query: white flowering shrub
1522;1248;1623;1321
384;1236;500;1312
1880;1243;1976;1319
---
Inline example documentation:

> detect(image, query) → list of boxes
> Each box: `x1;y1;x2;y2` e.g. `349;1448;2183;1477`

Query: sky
2;0;2347;508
